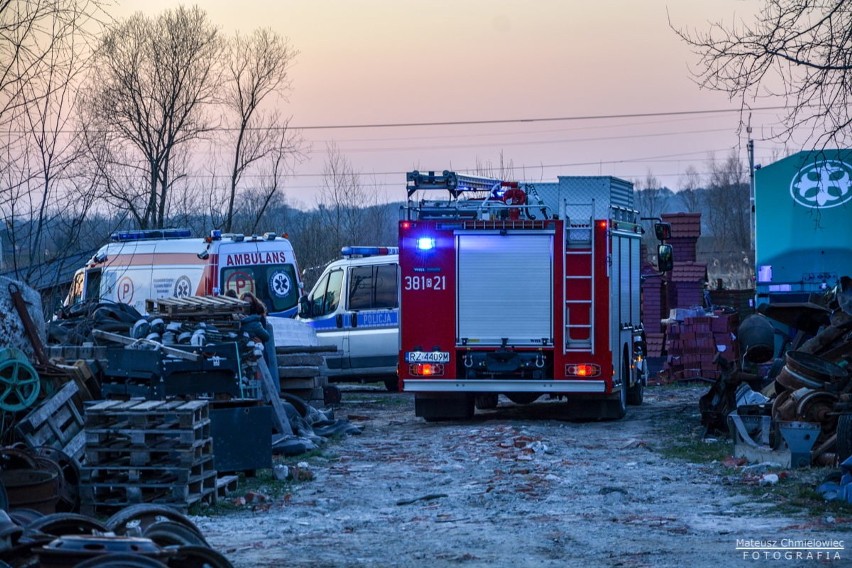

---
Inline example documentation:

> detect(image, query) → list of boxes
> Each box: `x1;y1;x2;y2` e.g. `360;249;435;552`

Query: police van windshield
221;263;299;315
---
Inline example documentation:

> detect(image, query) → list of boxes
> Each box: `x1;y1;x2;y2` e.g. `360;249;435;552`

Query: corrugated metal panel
525;176;634;221
457;233;553;345
631;237;640;323
619;236;631;324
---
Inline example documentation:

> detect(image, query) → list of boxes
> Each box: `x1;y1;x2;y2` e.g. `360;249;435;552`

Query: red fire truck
399;170;672;421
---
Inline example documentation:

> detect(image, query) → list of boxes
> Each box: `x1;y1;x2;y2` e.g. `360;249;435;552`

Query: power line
5;105;788;135
286;106;788;131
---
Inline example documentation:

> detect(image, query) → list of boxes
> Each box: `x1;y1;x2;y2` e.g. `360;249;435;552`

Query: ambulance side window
68;272;84;305
84;269;102;301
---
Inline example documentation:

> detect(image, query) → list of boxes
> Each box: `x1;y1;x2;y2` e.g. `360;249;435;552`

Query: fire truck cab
399;170;669;421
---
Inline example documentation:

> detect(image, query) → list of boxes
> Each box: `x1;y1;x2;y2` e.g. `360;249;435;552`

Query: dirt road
198;385;851;567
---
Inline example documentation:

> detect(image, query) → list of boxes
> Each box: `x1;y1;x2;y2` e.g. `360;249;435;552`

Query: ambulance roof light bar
406;170;502;198
111;228;192;242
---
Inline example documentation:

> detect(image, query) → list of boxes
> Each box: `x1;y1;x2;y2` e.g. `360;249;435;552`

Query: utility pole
747;115;755;257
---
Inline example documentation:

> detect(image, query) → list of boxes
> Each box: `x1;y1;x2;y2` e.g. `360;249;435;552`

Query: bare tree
0;0;107;279
81;6;221;229
678;165;703;213
673;0;852;147
220;28;300;232
705;150;751;254
634;171;670;246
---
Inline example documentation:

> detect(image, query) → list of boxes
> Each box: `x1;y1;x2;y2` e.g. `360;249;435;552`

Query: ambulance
65;228;302;317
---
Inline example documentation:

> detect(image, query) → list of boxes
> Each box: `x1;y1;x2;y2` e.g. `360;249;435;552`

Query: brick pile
660;311;740;383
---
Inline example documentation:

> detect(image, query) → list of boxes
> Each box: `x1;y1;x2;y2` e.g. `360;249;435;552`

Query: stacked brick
661;212;701;262
671;262;708;308
661;311;740;382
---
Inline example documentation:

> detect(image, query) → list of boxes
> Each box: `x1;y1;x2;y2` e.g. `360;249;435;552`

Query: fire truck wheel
627;377;644;406
383;377;400;392
604;353;629;419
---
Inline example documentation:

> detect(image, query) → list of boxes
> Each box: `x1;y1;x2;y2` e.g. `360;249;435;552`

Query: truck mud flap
415;393;474;422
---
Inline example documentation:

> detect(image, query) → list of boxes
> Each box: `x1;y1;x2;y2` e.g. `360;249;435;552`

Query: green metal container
754;149;852;304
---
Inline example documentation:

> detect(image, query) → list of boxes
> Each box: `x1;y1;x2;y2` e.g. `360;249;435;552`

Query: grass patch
197;449;337;516
648;390;852;521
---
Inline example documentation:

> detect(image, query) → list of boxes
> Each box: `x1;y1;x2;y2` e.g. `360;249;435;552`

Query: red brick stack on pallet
662;311;740;381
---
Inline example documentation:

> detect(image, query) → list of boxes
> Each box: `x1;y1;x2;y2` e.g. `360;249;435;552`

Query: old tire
838;413;852;463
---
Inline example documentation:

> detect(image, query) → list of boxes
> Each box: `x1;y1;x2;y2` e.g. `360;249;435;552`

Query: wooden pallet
85;399;209;429
15;381;86;461
85;438;214;468
80;471;218;515
83;455;215;485
215;474;239;498
85;421;211;449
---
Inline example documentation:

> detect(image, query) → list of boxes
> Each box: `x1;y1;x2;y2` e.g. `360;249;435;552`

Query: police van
298;246;400;391
65;228;303;317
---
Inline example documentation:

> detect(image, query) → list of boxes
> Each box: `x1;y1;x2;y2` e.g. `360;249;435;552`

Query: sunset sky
113;1;796;207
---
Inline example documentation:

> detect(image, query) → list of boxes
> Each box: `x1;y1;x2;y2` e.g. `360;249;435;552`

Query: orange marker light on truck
565;363;601;377
410;363;445;376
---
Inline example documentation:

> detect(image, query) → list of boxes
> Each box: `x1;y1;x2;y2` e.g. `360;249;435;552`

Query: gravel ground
197;385;852;567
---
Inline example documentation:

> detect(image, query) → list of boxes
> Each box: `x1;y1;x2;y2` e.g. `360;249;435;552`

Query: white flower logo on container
790;159;852;208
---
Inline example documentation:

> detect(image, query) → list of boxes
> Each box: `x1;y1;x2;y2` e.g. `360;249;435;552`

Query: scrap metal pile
699;276;852;469
0;502;232;567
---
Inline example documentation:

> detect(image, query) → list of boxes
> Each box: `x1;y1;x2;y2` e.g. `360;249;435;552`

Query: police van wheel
384;377;400;392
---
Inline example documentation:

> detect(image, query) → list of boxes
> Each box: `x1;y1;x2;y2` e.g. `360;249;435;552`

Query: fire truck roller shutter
456;232;553;346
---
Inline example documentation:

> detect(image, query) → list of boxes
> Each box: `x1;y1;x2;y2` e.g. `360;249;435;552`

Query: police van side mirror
298;296;312;318
657;244;674;272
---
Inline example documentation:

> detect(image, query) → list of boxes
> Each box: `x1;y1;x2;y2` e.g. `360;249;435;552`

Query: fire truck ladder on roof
564;200;596;353
406;170;502;198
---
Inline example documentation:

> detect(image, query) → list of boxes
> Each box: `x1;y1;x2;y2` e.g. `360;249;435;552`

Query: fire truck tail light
410;363;445;376
597;220;608;229
565;364;601;377
401;221;411;230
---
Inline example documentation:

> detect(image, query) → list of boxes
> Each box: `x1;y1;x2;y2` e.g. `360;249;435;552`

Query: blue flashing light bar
341;246;399;258
111;228;192;242
417;237;436;251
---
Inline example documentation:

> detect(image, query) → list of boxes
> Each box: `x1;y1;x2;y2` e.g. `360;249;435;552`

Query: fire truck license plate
405;351;450;363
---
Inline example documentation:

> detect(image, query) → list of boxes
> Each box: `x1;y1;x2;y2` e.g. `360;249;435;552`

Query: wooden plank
92;330;199;361
256;359;293;436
